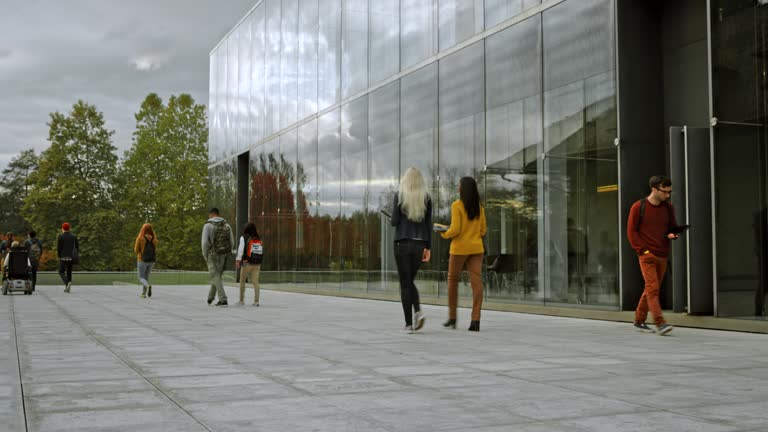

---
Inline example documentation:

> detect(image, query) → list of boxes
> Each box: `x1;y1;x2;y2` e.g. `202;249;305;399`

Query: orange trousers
447;254;484;321
635;253;668;326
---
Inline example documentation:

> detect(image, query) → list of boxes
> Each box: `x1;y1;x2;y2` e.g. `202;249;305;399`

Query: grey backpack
210;221;232;255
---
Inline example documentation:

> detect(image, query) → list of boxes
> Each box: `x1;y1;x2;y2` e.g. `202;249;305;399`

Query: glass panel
317;109;342;287
400;63;439;297
208;161;237;284
250;140;281;284
281;0;299;129
297;120;319;288
341;97;369;292
370;0;400;85
368;81;401;294
342;0;369;98
438;0;483;51
711;1;768;318
251;6;266;143
401;0;436;70
279;130;298;284
542;0;617;307
319;0;342;110
485;15;542;302
438;42;485;298
208;49;219;162
299;0;319;120
227;36;239;157
265;0;281;136
485;0;540;28
239;21;251;149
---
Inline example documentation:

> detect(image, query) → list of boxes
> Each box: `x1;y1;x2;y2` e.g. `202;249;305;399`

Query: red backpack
243;236;263;264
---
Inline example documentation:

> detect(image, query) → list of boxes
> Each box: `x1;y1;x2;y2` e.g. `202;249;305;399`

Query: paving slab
1;284;766;431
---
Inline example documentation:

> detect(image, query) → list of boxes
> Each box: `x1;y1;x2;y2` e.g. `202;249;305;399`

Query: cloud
131;56;163;72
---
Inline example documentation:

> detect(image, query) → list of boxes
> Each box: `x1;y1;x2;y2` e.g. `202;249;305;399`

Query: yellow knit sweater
441;200;486;255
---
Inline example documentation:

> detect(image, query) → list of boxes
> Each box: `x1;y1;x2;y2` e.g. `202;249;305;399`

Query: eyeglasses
654;187;672;195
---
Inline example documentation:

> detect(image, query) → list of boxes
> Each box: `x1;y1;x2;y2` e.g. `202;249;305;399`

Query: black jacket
391;193;432;250
57;232;79;260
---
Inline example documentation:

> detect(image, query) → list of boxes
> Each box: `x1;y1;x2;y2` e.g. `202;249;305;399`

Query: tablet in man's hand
668;224;690;235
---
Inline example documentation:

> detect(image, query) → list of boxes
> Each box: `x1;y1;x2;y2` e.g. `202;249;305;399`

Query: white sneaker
402;325;414;334
414;312;425;331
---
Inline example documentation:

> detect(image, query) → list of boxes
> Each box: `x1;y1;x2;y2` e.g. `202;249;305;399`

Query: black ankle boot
468;321;480;332
443;318;456;329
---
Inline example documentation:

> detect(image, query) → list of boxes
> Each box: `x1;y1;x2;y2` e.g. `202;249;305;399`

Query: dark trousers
59;261;73;285
394;239;427;326
30;264;38;289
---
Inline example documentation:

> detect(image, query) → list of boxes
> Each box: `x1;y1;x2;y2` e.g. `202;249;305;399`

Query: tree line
0;94;209;271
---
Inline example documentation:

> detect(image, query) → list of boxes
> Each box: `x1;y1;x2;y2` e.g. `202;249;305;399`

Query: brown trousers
635;253;667;326
447;253;484;321
239;263;261;303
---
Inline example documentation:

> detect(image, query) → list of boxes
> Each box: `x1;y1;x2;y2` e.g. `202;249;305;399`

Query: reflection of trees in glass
249;149;296;272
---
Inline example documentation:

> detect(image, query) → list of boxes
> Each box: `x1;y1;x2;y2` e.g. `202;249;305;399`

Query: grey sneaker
237;301;245;306
414;311;425;331
64;282;71;293
656;324;674;335
402;325;414;334
634;322;653;332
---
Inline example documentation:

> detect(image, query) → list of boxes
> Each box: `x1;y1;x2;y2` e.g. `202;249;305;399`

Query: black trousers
30;264;38;289
394;239;427;326
59;261;73;285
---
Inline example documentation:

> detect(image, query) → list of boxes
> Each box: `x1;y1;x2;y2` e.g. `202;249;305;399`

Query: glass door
711;1;768;318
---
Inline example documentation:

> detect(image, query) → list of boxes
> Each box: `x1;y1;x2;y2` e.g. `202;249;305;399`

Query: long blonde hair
399;167;428;222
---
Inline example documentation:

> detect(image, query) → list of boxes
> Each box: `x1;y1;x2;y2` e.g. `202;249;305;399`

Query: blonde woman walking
439;177;486;332
391;167;432;333
134;223;157;298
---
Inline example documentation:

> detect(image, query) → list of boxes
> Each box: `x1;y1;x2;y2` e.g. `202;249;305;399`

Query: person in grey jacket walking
391;167;432;333
201;208;234;307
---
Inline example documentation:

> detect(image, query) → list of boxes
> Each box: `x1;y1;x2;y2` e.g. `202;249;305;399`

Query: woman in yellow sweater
437;177;486;331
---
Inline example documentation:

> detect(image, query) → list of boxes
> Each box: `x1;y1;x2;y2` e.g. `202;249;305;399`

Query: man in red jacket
627;175;679;335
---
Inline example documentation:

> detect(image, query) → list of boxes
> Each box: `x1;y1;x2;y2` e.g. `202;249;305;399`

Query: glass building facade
209;0;768;321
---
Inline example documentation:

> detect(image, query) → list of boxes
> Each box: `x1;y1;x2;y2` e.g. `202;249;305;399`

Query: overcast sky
0;0;256;172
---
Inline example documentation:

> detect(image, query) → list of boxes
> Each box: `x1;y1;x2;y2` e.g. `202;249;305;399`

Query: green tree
23;100;120;270
0;148;39;234
118;93;208;270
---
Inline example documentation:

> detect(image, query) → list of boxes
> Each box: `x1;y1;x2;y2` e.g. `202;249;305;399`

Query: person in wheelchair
2;241;33;295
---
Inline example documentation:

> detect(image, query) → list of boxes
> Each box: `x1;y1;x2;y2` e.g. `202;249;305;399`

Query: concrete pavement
2;285;768;431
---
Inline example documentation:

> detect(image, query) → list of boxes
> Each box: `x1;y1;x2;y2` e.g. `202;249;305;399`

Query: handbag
71;244;80;265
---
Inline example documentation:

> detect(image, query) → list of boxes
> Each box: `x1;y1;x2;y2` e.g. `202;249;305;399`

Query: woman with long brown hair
439;176;486;332
133;223;157;298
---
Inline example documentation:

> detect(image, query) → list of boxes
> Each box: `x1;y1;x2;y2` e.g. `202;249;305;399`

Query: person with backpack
134;223;157;299
57;222;79;293
201;208;234;307
24;231;43;291
235;222;263;306
627;175;680;335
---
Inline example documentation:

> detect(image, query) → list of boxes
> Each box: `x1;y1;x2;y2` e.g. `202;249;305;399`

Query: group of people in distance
0;224;77;293
391;168;680;335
